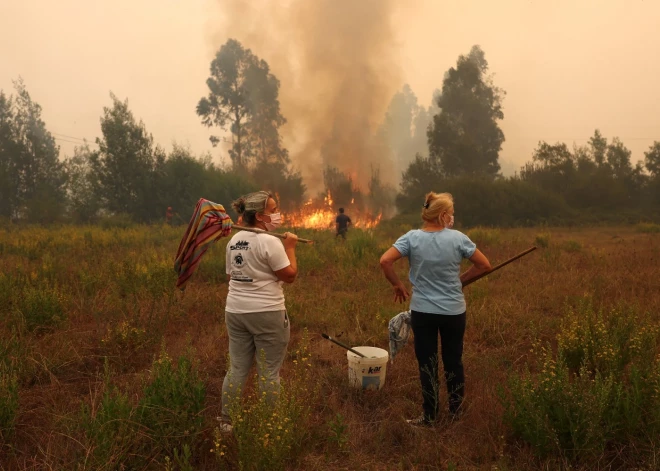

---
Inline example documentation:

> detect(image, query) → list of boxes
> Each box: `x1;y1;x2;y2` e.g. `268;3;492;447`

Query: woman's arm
274;232;298;283
460;249;492;286
379;247;410;303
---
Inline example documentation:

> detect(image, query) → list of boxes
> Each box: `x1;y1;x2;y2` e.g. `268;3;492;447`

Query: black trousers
410;310;466;419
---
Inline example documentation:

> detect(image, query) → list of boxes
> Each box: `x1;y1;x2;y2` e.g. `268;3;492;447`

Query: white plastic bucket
347;346;389;390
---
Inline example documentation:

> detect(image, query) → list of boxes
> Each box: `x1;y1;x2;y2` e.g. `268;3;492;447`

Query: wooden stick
321;333;367;358
462;246;537;287
232;224;313;244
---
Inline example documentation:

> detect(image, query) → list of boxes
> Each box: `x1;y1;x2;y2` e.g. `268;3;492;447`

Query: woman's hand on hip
393;282;409;304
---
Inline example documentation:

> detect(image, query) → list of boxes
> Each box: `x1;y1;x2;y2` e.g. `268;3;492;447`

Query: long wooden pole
232;224;313;244
462;246;537;287
321;333;367;358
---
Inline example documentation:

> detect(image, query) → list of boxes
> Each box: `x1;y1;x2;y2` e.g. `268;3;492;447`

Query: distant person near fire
335;208;352;239
165;206;174;225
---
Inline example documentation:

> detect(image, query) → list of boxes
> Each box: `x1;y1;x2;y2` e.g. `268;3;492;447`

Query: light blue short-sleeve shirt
393;229;476;315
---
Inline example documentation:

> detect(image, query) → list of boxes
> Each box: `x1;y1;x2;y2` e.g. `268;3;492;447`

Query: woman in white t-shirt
219;191;299;432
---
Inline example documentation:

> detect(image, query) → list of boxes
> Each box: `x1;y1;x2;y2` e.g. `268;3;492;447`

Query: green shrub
346;231;381;263
18;286;66;332
138;346;205;450
80;351;205;469
327;413;349;451
144;261;177;299
113;261;145;298
505;352;617;458
556;304;656;375
636;223;660;233
396;175;572;227
467;227;501;246
100;319;152;371
195;241;229;285
295;240;327;273
534;233;551;248
80;383;137;468
102;320;147;353
502;303;660;462
77;269;102;298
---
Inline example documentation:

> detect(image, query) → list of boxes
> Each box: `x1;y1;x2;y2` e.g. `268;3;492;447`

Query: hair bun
232;198;247;214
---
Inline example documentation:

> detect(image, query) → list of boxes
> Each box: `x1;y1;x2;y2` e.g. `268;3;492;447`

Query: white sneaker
215;417;233;433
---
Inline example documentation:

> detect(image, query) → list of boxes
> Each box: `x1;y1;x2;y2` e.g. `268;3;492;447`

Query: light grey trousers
221;309;290;421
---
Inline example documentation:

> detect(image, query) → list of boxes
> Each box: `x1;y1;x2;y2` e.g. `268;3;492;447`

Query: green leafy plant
18;286;66;332
138;345;206;451
502;303;660;461
327;413;349;451
80;363;139;468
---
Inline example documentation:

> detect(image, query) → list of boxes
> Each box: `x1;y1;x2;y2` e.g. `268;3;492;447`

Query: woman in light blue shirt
380;192;491;426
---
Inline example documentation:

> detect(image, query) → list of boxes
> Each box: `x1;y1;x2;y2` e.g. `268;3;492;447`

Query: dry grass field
1;222;659;470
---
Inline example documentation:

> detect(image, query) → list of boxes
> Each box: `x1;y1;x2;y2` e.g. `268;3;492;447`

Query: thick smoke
210;0;406;193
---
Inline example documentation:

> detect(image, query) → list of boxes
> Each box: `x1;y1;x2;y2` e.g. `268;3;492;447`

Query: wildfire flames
283;191;382;230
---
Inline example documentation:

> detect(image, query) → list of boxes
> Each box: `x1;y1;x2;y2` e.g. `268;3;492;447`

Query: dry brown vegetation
0;223;659;470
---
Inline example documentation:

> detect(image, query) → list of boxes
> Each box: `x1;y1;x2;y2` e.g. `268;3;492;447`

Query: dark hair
338;207;344;213
231;197;252;225
232;191;274;227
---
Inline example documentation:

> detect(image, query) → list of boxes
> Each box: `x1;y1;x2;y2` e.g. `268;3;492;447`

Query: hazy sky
2;0;659;177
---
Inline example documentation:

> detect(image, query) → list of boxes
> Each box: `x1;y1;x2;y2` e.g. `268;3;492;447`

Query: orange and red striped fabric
174;198;233;290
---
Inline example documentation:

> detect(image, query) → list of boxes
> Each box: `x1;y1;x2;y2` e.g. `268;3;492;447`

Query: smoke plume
210;0;406;193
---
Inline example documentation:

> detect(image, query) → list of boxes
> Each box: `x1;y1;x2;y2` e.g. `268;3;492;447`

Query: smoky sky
2;0;659;187
211;0;410;190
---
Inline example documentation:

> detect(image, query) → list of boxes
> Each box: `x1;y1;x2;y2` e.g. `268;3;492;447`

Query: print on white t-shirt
225;231;291;314
229;239;253;282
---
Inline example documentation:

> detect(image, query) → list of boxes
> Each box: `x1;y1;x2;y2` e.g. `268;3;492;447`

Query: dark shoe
406;415;434;427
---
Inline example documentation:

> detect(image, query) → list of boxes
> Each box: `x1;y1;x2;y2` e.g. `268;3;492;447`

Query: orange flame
284;191;381;229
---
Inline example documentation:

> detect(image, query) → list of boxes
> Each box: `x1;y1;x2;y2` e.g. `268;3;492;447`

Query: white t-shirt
225;231;291;313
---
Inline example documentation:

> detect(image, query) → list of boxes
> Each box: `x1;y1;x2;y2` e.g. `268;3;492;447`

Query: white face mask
263;212;282;231
439;213;454;229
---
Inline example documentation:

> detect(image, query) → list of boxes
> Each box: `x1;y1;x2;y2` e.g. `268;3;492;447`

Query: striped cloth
174;198;233;290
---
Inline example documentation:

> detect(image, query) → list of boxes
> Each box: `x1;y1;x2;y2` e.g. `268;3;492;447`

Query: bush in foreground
502;302;660;463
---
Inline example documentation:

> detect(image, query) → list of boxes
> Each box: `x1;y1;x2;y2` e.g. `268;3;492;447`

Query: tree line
1;41;659;226
396;46;660;226
0;39;307;224
0;84;260;224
